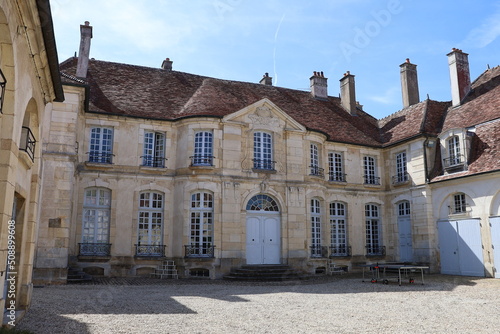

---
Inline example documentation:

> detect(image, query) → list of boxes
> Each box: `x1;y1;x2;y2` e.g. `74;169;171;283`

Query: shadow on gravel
17;273;491;334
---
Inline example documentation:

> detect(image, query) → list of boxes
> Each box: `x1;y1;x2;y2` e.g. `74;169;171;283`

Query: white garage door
490;216;500;278
438;219;484;277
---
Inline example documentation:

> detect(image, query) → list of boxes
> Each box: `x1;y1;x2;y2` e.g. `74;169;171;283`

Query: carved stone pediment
248;105;281;131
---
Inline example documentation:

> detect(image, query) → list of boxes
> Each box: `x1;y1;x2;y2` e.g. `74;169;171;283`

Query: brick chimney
76;21;93;78
310;71;328;99
259;73;272;86
447;48;471;106
340;71;356;115
161;58;173;71
400;58;420;108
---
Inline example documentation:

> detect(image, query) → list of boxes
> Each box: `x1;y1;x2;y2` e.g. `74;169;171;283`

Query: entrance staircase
150;260;178;279
67;267;93;284
224;264;313;281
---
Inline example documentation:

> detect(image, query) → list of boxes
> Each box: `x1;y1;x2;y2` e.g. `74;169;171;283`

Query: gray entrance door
398;216;413;262
246;213;280;265
438;219;484;276
490;217;500;278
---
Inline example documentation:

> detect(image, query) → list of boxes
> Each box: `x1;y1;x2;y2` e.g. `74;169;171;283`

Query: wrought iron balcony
310;245;328;258
363;175;381;185
20;126;36;162
79;243;111;256
365;245;386;256
309;165;324;177
392;172;409;185
184;244;215;258
443;154;465;170
190;155;214;166
0;68;6;114
252;159;276;171
329;172;346;182
87;151;114;164
329;245;351;257
141;156;167;168
135;244;166;257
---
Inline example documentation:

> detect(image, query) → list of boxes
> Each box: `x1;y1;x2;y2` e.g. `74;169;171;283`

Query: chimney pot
76;21;93;78
400;58;420;108
340;72;356;115
310;71;328;99
161;58;173;71
447;48;471;106
259;72;272;85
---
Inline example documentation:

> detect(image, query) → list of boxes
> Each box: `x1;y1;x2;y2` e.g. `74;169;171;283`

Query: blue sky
49;0;500;119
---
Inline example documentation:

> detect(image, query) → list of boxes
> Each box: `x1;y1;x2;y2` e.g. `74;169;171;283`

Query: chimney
340;71;356;115
447;48;471;106
310;71;328;99
259;72;272;86
76;21;93;78
161;58;173;71
400;58;420;108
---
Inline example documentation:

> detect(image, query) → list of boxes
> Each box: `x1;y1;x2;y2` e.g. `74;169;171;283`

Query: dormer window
443;135;465;172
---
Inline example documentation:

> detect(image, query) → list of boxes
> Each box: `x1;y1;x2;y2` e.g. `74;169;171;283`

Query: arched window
330;202;348;256
246;194;279;211
311;198;322;257
81;188;111;256
137;192;164;256
187;192;214;257
398;201;410;216
365;204;383;255
453;193;467;214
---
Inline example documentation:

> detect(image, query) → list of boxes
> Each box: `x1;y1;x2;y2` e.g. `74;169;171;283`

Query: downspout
423;137;429;183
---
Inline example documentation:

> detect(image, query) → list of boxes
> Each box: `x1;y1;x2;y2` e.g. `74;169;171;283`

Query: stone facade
0;0;63;318
32;23;500;282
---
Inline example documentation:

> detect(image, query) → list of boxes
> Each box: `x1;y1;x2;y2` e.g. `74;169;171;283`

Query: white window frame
363;156;379;185
328;152;345;182
82;188;111;245
311;198;322;257
137;192;164;256
448;136;461;166
330;202;348;256
398;201;411;216
89;127;113;163
365;204;382;255
310;143;322;176
253;131;274;170
192;131;214;166
395;151;408;183
453;193;467;214
189;192;214;257
143;131;166;168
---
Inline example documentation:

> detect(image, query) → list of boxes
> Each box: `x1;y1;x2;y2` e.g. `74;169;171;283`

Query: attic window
0;68;6;114
443;135;465;173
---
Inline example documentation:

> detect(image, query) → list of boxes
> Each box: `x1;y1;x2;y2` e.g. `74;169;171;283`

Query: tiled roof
58;57;495;151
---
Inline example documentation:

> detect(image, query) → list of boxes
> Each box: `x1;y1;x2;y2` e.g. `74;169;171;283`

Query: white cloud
462;4;500;48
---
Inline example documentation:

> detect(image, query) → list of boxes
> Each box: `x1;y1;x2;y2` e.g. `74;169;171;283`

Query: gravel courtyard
17;274;500;334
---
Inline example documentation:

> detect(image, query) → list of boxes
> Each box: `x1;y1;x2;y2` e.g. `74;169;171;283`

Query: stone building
33;23;499;282
0;0;63;317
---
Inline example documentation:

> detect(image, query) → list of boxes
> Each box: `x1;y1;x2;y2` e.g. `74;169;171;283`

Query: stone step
224;265;312;281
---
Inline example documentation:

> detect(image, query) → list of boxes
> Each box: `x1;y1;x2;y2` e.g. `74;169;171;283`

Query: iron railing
443;154;465;169
364;175;381;185
329;245;351;257
79;243;111;256
135;244;166;257
20;126;36;162
141;156;167;168
365;245;386;256
392;172;409;185
88;151;114;164
184;244;216;258
309;165;325;177
0;68;6;114
310;245;328;258
252;159;276;171
329;172;346;182
190;155;214;166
